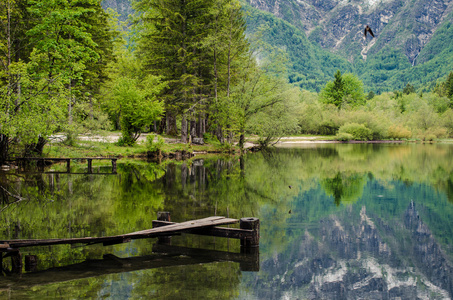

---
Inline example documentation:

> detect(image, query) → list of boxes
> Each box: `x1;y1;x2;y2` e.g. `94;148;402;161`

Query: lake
1;143;453;299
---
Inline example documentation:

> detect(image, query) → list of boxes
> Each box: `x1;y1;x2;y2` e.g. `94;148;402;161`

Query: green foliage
0;0;114;160
247;85;300;147
387;125;412;140
146;134;165;152
403;83;416;95
243;5;352;92
320;70;366;109
335;132;354;141
203;133;221;145
337;123;373;141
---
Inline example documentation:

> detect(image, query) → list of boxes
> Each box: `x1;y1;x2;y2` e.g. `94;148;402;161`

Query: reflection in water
1;144;453;299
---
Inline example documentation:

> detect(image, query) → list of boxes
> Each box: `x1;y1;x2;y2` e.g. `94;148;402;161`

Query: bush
203;133;220;145
146;134;165;152
387;125;412;139
338;123;372;141
335;132;354;141
427;127;448;138
319;120;339;135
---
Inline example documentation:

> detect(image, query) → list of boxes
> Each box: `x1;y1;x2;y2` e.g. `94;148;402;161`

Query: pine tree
134;0;249;141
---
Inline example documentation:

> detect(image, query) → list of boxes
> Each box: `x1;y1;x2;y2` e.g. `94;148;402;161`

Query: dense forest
1;0;453;164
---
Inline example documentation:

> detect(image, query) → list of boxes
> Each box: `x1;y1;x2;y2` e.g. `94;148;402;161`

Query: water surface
1;143;453;299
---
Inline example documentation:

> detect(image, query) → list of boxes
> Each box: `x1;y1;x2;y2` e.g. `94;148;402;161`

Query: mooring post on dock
155;212;172;244
240;218;260;253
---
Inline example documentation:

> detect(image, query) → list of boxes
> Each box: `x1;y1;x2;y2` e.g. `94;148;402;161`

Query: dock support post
112;159;117;173
87;159;93;173
25;255;38;272
155;212;171;244
38;159;44;172
240;218;260;252
11;251;22;274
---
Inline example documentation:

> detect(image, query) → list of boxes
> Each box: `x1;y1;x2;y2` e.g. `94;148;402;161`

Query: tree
403;83;416;95
320;70;366;109
134;0;249;142
0;0;66;161
248;86;300;147
27;0;114;141
220;45;295;149
0;0;114;162
446;71;453;102
102;23;166;146
111;75;165;145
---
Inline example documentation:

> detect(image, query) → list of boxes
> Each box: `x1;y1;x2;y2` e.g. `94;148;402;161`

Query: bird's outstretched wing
364;25;375;38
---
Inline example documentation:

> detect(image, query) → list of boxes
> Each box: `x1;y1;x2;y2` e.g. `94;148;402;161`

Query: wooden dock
8;157;118;173
0;213;260;274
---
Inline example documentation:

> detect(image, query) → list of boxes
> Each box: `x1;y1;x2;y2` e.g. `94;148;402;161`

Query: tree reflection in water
0;144;453;299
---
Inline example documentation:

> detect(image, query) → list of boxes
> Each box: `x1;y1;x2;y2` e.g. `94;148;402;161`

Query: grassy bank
43;139;240;158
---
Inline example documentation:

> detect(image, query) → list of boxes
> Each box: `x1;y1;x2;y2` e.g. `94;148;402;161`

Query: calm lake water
1;143;453;299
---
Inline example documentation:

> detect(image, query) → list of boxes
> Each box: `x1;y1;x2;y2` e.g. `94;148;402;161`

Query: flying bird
364;25;374;38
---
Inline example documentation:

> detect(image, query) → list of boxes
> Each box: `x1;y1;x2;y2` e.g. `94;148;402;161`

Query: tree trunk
166;111;177;136
0;134;9;164
239;132;245;150
159;114;166;134
190;120;196;141
181;115;188;143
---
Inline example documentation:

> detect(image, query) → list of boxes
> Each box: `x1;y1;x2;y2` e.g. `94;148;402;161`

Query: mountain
102;0;453;92
243;0;453;92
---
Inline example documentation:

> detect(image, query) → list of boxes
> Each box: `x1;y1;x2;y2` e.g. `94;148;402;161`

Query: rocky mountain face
248;202;453;299
244;0;453;66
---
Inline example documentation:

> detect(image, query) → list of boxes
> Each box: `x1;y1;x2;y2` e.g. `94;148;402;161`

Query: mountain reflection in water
1;144;453;299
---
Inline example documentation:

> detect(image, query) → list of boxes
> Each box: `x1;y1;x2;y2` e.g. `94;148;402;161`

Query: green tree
27;0;114;142
223;46;294;149
134;0;211;136
134;0;249;142
0;0;68;161
446;71;453;101
403;83;416;95
320;70;365;109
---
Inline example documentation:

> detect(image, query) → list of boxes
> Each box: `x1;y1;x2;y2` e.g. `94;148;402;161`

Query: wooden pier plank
0;216;239;250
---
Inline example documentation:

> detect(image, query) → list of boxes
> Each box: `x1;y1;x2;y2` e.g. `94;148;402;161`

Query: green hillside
100;0;453;92
243;5;353;92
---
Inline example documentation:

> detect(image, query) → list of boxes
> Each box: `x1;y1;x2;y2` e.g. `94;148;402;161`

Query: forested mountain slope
243;0;453;91
102;0;453;92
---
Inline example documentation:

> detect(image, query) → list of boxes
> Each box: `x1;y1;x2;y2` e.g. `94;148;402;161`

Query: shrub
387;125;412;140
338;123;372;141
319;120;339;135
203;133;220;145
427;127;448;138
146;134;165;152
335;132;354;141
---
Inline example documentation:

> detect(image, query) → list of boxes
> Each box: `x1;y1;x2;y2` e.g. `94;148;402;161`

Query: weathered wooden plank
152;220;254;239
125;216;238;237
0;216;239;249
